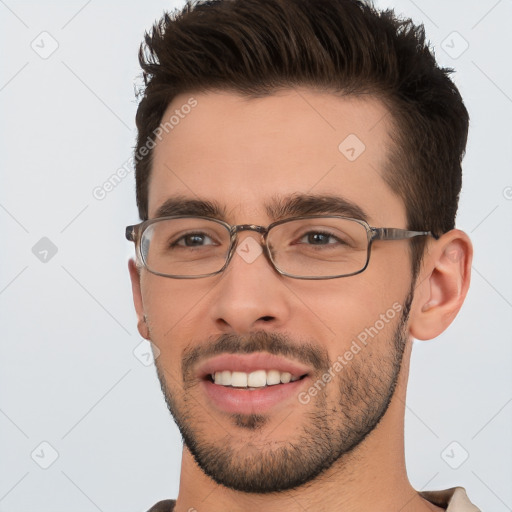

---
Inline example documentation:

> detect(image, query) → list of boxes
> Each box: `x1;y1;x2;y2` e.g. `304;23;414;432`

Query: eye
297;231;345;246
172;232;217;247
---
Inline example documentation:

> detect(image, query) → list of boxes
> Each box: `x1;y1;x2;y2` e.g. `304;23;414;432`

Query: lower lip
201;378;308;415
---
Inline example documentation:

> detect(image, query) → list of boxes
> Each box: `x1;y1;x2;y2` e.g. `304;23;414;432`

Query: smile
197;353;312;414
210;369;305;388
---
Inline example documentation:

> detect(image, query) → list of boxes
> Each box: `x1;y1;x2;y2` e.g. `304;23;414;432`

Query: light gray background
1;0;511;510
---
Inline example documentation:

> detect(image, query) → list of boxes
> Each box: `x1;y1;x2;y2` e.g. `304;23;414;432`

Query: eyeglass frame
125;214;438;280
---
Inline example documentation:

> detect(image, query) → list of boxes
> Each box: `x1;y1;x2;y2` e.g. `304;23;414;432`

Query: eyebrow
152;193;369;223
266;193;369;222
153;195;227;219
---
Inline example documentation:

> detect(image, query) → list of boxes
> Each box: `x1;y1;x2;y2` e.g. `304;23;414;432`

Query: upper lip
196;352;311;379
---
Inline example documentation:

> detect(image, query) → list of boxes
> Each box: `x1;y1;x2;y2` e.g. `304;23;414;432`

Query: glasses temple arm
125;225;137;242
370;227;438;241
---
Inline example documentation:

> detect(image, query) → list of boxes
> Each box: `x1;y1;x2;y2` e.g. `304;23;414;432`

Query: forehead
148;88;405;226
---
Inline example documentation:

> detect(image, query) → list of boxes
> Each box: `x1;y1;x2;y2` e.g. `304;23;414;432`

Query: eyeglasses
125;215;436;280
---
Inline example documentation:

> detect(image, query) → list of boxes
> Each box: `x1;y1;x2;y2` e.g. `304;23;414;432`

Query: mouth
197;353;311;414
208;369;307;388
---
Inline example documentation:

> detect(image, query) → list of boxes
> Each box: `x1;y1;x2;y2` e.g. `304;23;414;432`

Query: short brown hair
134;0;469;275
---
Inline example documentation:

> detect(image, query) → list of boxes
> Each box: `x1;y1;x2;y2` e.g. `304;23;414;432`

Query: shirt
146;486;481;511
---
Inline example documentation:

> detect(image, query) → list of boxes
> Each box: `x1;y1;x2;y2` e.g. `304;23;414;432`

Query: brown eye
172;232;216;247
299;231;339;245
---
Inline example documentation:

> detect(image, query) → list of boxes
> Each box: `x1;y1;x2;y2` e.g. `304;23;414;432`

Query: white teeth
211;369;303;388
266;369;281;385
280;372;291;384
247;370;267;387
231;371;248;387
220;370;232;386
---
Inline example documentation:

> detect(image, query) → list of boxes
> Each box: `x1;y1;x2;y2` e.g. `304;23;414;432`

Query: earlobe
410;230;472;341
128;258;150;340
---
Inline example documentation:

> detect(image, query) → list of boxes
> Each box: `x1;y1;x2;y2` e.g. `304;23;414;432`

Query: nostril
260;316;274;322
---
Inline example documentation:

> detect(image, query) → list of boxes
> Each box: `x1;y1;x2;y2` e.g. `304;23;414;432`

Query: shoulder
420;487;481;511
146;499;176;512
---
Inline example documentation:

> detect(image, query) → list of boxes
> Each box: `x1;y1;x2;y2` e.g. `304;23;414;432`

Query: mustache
182;331;330;380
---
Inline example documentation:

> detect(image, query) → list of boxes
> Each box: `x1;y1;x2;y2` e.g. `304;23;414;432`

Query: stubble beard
153;289;413;493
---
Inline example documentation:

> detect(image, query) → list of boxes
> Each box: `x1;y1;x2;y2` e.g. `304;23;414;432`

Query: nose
208;233;292;334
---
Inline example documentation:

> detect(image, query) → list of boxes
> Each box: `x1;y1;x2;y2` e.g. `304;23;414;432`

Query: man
126;0;479;510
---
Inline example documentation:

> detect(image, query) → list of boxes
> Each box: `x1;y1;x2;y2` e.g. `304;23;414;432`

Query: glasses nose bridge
231;224;268;238
228;224;272;265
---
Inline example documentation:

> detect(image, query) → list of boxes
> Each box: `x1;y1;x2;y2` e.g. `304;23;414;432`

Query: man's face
133;89;417;492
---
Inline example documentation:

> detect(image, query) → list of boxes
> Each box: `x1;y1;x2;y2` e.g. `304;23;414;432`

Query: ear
409;229;473;340
128;258;150;340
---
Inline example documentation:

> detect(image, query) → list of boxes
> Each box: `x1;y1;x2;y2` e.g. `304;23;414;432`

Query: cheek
140;276;207;349
290;265;410;347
